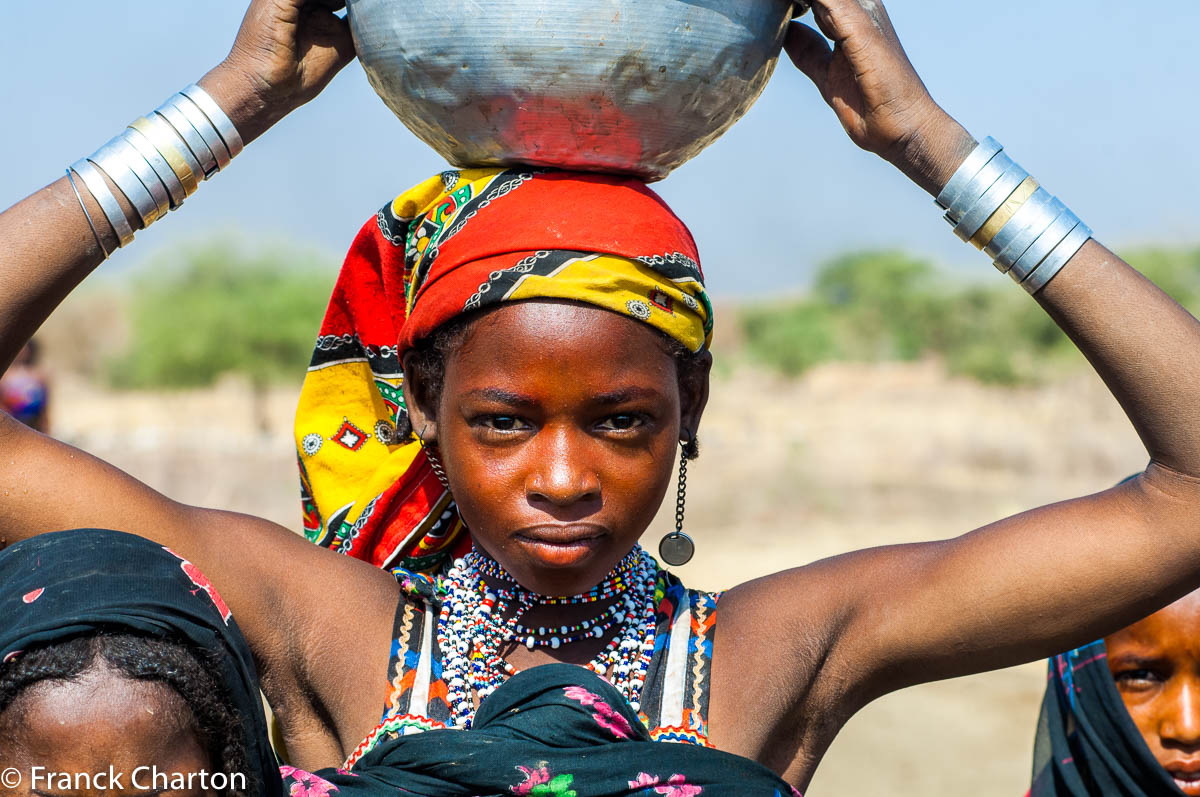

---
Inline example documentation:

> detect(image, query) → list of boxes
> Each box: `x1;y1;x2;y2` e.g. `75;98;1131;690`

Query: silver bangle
66;83;244;248
937;137;1002;211
70;159;134;247
992;196;1066;273
1008;212;1080;284
155;104;217;177
90;143;161;226
181;83;244;158
1022;223;1093;294
952;163;1030;242
123;127;187;207
945;152;1013;224
66;167;111;258
167;94;230;170
945;136;1096;295
109;137;171;217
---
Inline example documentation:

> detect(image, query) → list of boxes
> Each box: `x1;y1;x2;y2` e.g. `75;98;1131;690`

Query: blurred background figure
0;340;48;433
1031;589;1200;796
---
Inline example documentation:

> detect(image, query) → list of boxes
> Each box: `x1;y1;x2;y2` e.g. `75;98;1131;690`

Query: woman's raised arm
0;1;399;767
711;0;1200;780
0;0;353;370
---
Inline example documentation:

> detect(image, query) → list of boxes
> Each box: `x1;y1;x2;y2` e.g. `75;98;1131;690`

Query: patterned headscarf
295;168;713;571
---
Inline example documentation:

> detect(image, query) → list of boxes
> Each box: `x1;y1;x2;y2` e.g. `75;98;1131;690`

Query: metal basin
347;0;795;181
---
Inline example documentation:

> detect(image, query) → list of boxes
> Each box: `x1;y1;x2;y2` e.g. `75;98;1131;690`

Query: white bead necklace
436;545;661;729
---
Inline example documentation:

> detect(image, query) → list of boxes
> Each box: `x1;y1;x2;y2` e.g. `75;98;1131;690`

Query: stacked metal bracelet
66;84;243;258
936;137;1093;294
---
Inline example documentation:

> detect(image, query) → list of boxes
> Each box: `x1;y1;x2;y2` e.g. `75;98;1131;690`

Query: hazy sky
2;1;1196;296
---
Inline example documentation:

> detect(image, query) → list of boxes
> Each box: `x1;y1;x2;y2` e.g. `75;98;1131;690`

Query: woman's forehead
1107;592;1200;657
4;665;198;762
451;301;679;376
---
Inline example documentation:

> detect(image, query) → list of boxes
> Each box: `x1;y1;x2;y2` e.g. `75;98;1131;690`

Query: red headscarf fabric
295;168;712;571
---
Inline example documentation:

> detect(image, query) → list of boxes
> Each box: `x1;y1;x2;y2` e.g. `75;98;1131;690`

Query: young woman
2;0;1200;792
1032;588;1200;797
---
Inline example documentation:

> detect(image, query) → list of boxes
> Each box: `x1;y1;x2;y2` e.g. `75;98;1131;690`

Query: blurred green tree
812;250;941;361
109;241;335;426
738;248;1096;384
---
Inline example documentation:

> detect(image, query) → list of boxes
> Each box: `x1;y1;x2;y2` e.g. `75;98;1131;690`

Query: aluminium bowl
347;0;796;181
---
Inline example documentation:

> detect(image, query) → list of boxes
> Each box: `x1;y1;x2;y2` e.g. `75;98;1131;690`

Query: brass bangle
129;116;200;196
970;176;1039;250
123;127;187;207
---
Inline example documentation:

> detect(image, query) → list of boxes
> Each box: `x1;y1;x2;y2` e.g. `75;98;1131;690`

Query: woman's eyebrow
463;387;537;405
592;387;663;405
1110;652;1169;668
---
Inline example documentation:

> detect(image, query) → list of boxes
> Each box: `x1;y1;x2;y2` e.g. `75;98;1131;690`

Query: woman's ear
401;351;438;444
679;351;712;452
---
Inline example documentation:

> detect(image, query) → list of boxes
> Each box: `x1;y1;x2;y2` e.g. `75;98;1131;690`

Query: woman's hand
199;0;356;144
785;0;975;195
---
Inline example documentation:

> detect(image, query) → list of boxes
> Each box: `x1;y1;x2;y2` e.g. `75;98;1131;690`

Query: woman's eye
598;414;644;431
482;415;528;432
1115;668;1162;687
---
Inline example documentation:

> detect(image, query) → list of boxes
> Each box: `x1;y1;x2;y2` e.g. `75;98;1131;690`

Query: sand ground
48;360;1148;796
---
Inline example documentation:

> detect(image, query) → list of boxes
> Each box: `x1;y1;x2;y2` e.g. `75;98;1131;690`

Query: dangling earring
417;427;451;491
659;437;696;567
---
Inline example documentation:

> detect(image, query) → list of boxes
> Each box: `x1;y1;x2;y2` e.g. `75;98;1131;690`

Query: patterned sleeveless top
344;568;719;768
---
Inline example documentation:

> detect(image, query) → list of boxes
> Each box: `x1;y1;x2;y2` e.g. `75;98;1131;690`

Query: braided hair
0;631;252;796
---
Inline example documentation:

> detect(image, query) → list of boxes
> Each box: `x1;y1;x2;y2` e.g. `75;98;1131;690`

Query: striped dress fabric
344;569;719;768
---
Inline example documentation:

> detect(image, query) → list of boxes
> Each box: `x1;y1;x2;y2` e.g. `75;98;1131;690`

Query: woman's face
424;301;706;596
1106;591;1200;795
0;663;214;797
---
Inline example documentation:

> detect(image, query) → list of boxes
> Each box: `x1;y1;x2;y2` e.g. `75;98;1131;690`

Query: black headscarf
1031;640;1182;796
287;663;800;796
0;529;282;797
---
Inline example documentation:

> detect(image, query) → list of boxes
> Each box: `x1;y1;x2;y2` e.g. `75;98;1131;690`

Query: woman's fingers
301;9;355;79
807;0;891;48
784;22;833;93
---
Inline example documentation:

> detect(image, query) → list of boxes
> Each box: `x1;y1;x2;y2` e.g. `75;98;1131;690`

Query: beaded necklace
437;545;661;729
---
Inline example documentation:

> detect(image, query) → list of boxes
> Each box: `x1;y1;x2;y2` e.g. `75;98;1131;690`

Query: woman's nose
524;428;601;507
1162;680;1200;748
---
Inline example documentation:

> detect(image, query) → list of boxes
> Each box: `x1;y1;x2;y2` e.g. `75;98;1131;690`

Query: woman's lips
1167;762;1200;794
513;525;606;566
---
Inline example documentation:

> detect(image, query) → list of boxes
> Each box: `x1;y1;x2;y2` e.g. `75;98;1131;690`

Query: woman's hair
401;304;708;459
0;631;250;795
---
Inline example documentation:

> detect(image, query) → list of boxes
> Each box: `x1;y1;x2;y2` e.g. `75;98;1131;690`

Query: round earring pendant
658;531;695;567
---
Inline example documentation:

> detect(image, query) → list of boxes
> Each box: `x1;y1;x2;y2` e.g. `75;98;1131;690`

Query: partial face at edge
1106;590;1200;795
0;662;214;797
415;301;707;596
